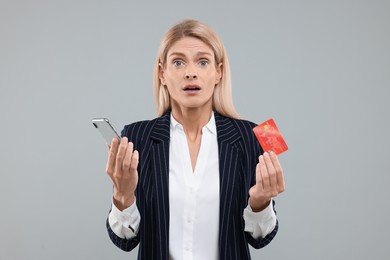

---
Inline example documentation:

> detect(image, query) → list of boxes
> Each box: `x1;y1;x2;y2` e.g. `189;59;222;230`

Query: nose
185;73;197;79
185;65;197;80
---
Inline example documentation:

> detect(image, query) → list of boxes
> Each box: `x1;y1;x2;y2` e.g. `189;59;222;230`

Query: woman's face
160;37;222;112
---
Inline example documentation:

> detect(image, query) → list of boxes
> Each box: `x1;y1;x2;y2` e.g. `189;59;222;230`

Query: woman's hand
249;151;285;212
106;137;139;211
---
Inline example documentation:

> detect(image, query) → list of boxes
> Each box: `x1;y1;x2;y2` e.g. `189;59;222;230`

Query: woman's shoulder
215;112;257;130
227;116;264;154
121;112;170;139
215;113;259;144
233;117;257;128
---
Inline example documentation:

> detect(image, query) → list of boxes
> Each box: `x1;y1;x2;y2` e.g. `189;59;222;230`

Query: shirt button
187;218;192;223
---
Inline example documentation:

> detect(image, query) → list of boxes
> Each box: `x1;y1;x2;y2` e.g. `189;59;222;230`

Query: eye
173;60;184;67
199;60;209;67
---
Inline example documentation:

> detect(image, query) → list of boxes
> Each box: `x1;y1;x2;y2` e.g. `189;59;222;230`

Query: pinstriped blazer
106;111;278;260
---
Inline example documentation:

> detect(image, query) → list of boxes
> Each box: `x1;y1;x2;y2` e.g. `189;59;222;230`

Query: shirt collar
170;112;217;136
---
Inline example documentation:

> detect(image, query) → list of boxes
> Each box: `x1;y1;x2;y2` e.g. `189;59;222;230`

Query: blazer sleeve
245;203;279;249
105;121;148;252
106;216;140;252
241;120;279;249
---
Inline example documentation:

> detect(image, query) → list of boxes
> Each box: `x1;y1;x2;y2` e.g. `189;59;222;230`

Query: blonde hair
153;19;240;119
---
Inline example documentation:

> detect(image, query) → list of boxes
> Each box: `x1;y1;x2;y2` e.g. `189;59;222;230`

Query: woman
105;19;285;260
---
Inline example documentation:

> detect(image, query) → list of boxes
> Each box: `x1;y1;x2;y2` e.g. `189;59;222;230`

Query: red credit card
253;118;288;155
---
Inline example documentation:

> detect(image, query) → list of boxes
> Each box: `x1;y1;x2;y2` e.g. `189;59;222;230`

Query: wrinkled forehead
167;37;214;56
161;36;218;65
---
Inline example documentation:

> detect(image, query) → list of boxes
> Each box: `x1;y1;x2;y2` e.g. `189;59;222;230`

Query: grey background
1;0;389;259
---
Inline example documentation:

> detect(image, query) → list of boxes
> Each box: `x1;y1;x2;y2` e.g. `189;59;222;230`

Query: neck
171;106;212;141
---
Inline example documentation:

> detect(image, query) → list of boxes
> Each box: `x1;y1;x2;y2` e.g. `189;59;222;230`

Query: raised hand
248;151;285;212
106;137;139;211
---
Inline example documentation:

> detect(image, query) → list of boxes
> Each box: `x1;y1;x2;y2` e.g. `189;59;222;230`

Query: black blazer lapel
215;112;242;197
148;111;171;259
214;113;244;255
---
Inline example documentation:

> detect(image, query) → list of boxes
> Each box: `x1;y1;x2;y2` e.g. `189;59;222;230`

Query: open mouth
183;85;201;91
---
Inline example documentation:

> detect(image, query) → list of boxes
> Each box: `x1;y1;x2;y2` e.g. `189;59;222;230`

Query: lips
183;85;201;92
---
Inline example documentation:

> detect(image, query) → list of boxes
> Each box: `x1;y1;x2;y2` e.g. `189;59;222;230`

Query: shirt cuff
243;200;277;239
108;198;140;239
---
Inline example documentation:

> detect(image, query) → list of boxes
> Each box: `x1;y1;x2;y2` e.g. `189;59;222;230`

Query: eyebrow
168;51;213;58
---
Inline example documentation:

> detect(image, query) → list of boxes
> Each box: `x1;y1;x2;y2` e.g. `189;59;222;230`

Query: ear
215;63;222;84
159;63;166;85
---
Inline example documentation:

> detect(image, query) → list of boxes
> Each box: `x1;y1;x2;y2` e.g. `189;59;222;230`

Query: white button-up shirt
168;113;220;260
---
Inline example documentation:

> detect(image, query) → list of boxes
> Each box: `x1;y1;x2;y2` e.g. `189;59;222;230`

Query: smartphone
92;118;120;144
